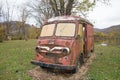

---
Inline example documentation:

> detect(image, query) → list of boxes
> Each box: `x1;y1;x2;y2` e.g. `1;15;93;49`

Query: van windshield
40;24;55;37
40;23;75;37
55;23;75;37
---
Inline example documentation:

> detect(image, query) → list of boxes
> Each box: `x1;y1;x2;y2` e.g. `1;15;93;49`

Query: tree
0;3;5;42
28;25;40;39
28;0;54;26
28;0;110;26
0;3;3;22
2;0;16;40
49;0;110;16
3;0;11;40
19;6;31;40
0;24;5;42
49;0;75;16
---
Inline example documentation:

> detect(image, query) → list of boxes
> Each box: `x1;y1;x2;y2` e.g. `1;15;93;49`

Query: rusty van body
31;16;94;72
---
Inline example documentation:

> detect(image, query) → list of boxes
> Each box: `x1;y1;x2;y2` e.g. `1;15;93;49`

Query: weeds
86;45;120;80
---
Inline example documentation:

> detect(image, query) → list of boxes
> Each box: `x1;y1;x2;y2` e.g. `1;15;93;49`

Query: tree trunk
59;0;65;15
49;0;59;16
65;0;74;15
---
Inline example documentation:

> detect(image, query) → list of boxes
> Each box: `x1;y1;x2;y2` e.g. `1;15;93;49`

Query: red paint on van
31;16;94;72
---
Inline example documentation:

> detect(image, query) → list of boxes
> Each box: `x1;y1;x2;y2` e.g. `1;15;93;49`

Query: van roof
46;16;93;26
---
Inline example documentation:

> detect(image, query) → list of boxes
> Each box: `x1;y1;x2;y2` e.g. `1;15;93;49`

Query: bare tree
49;0;110;16
0;3;3;22
28;0;54;26
28;0;110;26
19;6;31;40
0;3;6;42
2;0;16;40
3;0;11;40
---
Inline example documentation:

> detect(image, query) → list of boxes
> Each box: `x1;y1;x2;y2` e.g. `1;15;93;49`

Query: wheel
72;55;83;73
79;54;84;65
71;62;80;73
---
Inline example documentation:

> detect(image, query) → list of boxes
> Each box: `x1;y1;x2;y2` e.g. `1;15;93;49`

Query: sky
88;0;120;29
0;0;120;29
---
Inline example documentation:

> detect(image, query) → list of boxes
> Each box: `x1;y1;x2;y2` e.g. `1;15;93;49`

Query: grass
0;39;37;80
0;40;120;80
86;44;120;80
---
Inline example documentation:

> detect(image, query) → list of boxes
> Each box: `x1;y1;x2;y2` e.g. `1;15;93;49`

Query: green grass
0;40;120;80
0;39;37;80
86;45;120;80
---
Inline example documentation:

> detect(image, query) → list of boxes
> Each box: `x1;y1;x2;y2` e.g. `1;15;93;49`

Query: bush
0;25;5;42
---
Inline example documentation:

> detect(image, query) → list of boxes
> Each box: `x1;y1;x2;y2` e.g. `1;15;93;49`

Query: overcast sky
89;0;120;29
0;0;120;29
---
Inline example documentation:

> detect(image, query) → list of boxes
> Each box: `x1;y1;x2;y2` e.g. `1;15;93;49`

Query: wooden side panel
84;24;94;57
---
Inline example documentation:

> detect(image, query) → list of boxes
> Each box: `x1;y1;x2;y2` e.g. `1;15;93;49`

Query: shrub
0;25;5;42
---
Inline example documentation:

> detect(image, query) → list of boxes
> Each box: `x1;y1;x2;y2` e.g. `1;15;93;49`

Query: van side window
78;24;83;37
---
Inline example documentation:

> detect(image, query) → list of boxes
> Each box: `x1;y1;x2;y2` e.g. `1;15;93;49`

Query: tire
72;55;83;73
72;62;79;73
79;54;84;65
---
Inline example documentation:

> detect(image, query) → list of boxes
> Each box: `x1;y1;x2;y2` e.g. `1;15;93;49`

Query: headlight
35;46;40;53
62;48;70;55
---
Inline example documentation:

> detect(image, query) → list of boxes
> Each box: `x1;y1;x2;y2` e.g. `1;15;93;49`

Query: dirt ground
27;53;96;80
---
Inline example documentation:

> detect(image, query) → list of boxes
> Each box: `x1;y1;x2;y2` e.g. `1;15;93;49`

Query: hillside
94;24;120;34
94;24;120;45
1;21;35;34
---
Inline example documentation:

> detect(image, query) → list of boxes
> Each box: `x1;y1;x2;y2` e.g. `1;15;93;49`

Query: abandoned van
31;16;94;72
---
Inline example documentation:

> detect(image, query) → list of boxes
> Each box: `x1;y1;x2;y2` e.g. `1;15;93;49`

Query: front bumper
31;60;76;70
